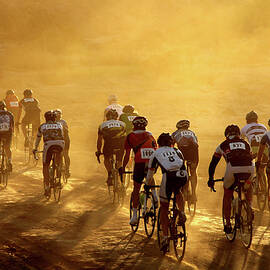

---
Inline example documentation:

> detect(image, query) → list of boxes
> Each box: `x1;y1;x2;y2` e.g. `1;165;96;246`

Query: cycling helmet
23;89;33;97
106;109;118;120
108;94;118;104
268;119;270;127
132;116;148;129
54;108;62;120
122;104;135;114
157;133;173;147
6;90;14;96
0;100;6;110
246;111;258;123
176;120;190;129
44;110;56;122
224;124;240;138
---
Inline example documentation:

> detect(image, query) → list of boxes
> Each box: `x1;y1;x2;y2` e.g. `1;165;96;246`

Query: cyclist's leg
21;117;27;141
189;160;198;201
103;142;113;185
43;145;53;191
266;160;270;188
32;117;40;140
63;138;71;175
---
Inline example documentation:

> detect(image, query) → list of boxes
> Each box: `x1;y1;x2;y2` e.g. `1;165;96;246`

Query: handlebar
33;150;43;160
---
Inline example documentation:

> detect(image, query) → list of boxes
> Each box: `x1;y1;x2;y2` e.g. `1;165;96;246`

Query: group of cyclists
0;89;71;196
96;94;270;252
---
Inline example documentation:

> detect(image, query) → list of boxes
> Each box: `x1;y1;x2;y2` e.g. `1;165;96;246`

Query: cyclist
0;101;14;172
33;111;65;196
104;94;123;121
54;109;71;178
18;89;41;147
256;119;270;191
4;90;20;135
208;125;254;234
145;133;188;251
241;111;267;191
96;109;126;186
120;116;157;225
172;120;199;202
119;105;138;135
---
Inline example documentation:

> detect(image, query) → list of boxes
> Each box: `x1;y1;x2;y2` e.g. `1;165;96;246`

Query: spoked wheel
240;200;253;248
43;181;51;200
144;193;157;238
119;183;126;206
129;193;140;232
187;194;196;217
53;177;62;202
268;186;270;212
112;169;120;204
172;219;187;262
2;171;8;188
222;199;236;242
157;208;166;253
62;165;68;184
256;173;267;211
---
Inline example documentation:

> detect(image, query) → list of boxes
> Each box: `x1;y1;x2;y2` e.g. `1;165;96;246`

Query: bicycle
34;149;63;202
0;138;9;188
212;173;253;248
129;183;160;238
183;161;196;216
23;123;38;166
157;192;187;261
252;163;267;211
96;150;125;205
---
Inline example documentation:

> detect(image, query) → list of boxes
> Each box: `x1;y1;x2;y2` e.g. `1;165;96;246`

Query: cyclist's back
4;90;19;122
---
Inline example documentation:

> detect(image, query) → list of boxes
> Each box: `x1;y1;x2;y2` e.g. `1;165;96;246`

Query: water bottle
233;197;239;215
139;193;145;206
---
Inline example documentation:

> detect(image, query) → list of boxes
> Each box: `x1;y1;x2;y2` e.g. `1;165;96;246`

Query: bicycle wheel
144;193;157;238
239;200;253;248
268;185;270;211
44;180;51;200
172;219;186;262
222;198;236;242
112;169;120;204
53;161;62;202
129;193;140;232
157;208;164;252
1;151;8;188
256;173;267;211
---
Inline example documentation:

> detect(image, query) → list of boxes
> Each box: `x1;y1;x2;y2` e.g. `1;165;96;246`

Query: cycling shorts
178;145;199;163
103;137;125;157
133;162;148;183
159;171;187;203
0;133;12;148
224;162;255;189
43;140;65;165
251;145;268;162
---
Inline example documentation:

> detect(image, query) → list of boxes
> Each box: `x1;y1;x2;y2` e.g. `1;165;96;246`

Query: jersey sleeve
260;134;268;145
214;145;223;157
148;152;158;170
124;134;132;150
37;125;42;137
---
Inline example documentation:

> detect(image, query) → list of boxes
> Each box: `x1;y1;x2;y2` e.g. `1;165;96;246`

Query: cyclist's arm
122;148;131;169
145;153;157;185
34;128;42;150
17;100;23;123
96;133;103;153
208;153;222;180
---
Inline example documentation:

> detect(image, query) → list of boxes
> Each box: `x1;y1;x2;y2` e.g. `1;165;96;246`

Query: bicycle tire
144;193;157;238
239;200;253;248
53;162;62;202
222;198;236;242
43;180;51;200
157;208;165;252
172;221;186;262
187;195;196;217
1;149;8;188
129;193;140;232
268;185;270;212
112;169;119;204
256;173;267;211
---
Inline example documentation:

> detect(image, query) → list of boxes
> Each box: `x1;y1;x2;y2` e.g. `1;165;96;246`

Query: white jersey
241;122;267;145
105;103;123;119
148;146;184;173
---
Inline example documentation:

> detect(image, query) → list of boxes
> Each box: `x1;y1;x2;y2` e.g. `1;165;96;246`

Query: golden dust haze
1;0;270;175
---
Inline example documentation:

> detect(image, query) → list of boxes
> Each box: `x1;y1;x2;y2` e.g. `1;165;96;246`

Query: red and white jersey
241;122;267;145
125;130;157;163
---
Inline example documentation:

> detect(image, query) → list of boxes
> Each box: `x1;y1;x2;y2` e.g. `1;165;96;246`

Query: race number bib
140;148;154;159
10;101;19;107
105;122;121;129
180;130;194;137
229;142;246;150
0;123;10;131
128;116;136;122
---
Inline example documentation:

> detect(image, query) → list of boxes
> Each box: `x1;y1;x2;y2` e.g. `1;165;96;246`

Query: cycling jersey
241;122;267;146
37;122;64;142
19;97;41;115
260;131;270;156
119;112;138;135
0;110;14;134
125;130;157;163
98;119;126;141
104;103;123;119
4;94;19;118
214;137;253;167
58;119;69;142
148;146;187;203
172;129;198;162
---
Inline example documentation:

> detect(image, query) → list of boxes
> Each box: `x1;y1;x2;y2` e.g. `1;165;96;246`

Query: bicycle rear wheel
222;198;236;242
172;220;186;262
129;193;140;232
268;185;270;211
157;208;164;251
52;162;62;202
256;173;267;211
240;200;253;248
44;180;51;200
144;193;157;238
112;169;120;204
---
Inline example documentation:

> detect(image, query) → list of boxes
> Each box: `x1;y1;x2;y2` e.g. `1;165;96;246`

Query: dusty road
0;150;269;270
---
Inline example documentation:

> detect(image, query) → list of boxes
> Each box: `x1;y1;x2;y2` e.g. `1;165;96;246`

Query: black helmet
6;90;14;96
123;105;135;114
268;119;270;127
23;89;33;97
132;116;148;129
44;110;56;122
176;120;190;129
54;108;62;120
246;111;258;123
0;100;6;110
157;133;173;147
106;109;118;120
224;124;240;138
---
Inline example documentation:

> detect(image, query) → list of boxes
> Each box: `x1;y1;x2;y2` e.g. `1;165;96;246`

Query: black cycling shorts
133;162;148;183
